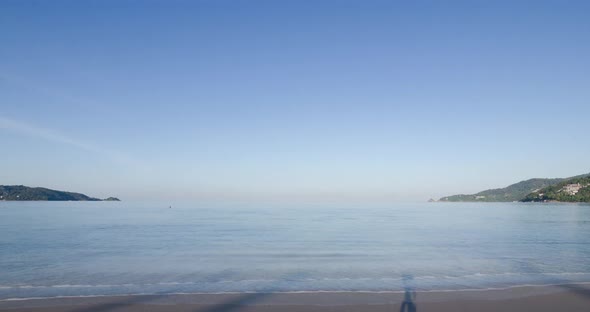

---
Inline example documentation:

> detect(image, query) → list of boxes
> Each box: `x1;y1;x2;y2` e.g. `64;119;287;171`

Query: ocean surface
1;201;589;300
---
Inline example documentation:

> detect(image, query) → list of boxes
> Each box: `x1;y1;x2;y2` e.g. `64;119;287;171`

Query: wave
1;271;589;290
2;282;590;302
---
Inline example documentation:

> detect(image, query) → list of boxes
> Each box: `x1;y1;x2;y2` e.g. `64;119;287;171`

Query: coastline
2;283;589;312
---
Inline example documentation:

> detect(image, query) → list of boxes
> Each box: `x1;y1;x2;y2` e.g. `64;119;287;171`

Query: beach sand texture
1;284;589;312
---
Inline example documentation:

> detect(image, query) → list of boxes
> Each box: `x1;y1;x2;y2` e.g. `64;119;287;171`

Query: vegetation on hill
103;197;121;201
0;185;119;201
438;173;590;202
522;176;590;202
439;178;564;202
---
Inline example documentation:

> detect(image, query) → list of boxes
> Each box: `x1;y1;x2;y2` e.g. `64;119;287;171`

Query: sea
1;201;589;300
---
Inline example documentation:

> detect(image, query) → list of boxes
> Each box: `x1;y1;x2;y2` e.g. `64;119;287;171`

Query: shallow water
1;201;589;299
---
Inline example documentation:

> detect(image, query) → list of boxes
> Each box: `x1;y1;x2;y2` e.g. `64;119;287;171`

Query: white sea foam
7;273;577;292
2;282;590;302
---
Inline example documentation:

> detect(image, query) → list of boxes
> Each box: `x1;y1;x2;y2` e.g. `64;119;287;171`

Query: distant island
0;185;120;201
438;173;590;203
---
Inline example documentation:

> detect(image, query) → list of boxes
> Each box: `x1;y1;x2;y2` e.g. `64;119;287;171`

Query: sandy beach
1;283;589;312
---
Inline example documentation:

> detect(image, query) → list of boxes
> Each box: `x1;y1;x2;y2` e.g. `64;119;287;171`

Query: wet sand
1;283;589;312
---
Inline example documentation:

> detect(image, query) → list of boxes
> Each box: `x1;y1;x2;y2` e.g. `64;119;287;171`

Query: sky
1;0;589;202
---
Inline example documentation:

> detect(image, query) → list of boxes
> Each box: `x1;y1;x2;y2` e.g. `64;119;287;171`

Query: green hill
439;173;590;202
103;197;121;201
0;185;119;201
522;176;590;202
439;178;564;202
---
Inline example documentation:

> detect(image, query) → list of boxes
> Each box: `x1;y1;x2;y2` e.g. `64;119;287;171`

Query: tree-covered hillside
0;185;119;201
439;178;564;202
522;176;590;202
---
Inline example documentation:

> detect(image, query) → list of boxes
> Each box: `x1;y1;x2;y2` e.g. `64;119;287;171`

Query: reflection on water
0;201;589;299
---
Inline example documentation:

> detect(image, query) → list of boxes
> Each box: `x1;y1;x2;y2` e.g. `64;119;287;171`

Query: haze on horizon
1;1;589;202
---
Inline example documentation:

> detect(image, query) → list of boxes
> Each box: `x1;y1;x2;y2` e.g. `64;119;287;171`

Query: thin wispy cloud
0;116;137;166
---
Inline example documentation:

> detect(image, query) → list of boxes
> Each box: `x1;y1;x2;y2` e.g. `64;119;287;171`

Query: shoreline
3;281;590;301
2;283;589;312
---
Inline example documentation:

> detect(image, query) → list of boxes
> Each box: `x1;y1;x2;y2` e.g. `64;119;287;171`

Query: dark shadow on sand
195;292;272;312
67;292;273;312
68;294;166;312
399;275;417;312
517;261;590;300
399;289;417;312
557;283;590;299
67;272;306;312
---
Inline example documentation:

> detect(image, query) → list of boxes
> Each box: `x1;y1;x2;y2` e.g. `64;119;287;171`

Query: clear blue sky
1;0;589;201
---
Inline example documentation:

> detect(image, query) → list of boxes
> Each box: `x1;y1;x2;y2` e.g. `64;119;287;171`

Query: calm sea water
1;201;589;300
